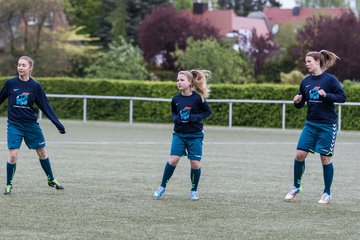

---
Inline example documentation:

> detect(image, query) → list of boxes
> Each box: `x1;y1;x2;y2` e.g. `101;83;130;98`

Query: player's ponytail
319;50;339;71
306;50;339;71
190;69;211;99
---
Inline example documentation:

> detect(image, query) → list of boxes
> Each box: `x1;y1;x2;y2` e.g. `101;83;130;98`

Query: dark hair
306;50;339;71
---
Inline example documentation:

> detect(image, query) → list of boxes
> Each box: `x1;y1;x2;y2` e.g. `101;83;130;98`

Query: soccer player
153;69;212;200
0;56;66;194
285;50;346;204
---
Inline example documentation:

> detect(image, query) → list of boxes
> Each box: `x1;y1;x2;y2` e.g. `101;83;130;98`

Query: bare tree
0;0;64;56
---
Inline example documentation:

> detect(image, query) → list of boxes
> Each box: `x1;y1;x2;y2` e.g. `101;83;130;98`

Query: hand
58;128;66;134
293;94;302;103
318;89;326;97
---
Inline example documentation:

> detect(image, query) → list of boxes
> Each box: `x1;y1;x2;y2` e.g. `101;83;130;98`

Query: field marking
0;141;358;145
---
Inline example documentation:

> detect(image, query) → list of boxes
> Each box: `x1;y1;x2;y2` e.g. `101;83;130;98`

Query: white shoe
285;187;302;201
153;186;166;199
318;193;331;204
190;191;199;201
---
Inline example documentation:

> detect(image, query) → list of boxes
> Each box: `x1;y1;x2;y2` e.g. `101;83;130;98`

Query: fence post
229;100;233;128
129;97;133;126
83;97;87;123
338;104;342;133
282;102;286;130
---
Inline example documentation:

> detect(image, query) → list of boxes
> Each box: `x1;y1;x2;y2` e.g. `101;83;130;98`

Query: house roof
264;7;348;26
180;10;270;37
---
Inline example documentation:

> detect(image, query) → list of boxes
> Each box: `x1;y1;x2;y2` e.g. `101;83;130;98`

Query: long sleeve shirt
295;72;346;124
171;92;212;133
0;76;65;132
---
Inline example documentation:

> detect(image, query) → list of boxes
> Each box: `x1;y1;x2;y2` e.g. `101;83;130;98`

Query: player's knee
169;156;180;166
36;148;48;160
295;150;307;161
321;156;332;165
190;160;201;169
9;155;18;164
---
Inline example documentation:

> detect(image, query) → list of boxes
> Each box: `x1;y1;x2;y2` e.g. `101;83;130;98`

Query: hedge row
0;77;359;130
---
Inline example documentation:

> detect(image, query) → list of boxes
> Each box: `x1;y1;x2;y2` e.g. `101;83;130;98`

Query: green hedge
0;77;358;130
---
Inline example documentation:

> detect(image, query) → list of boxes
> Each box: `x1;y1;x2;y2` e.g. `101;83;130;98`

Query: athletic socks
39;158;55;181
191;168;201;191
6;162;16;186
323;162;334;195
294;159;305;188
160;161;176;188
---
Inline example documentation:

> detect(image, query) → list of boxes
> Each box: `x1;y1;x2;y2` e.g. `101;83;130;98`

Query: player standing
153;69;212;200
0;56;65;194
285;50;346;204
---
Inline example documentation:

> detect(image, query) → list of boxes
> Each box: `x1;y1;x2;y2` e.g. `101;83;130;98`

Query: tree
126;0;169;43
85;37;152;80
138;4;219;70
66;0;116;48
109;0;127;42
176;38;254;84
218;0;282;16
174;0;193;10
301;0;347;7
0;0;64;56
248;29;279;76
291;12;360;81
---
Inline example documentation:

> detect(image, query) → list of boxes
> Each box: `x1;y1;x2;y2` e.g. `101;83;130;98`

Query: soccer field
0;119;359;240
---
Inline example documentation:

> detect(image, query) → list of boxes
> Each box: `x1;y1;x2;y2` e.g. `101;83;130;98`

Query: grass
0;119;359;239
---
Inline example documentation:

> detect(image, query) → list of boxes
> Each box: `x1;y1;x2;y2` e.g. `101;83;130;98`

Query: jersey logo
309;87;320;100
180;107;191;121
16;92;30;106
13;89;19;92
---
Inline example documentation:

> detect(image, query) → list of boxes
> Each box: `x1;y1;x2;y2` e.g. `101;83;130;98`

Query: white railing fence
39;94;359;132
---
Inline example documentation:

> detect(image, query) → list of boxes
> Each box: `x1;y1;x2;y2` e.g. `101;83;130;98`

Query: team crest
16;92;30;105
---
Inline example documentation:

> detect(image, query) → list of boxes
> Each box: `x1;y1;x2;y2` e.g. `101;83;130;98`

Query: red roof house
180;9;271;37
264;7;348;26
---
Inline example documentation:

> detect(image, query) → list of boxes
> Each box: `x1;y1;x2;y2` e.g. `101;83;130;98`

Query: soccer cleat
153;186;166;199
4;185;13;195
318;193;331;204
190;191;200;201
48;179;64;190
285;187;302;201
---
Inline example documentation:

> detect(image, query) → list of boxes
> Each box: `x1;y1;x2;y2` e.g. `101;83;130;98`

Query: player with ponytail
153;69;212;200
285;50;346;204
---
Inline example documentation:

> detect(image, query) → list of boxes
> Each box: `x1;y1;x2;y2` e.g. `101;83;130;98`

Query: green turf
0;119;359;239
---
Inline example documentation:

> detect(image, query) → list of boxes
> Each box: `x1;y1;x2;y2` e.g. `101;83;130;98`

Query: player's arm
321;81;347;103
35;84;66;134
189;100;212;122
171;99;181;124
294;83;306;109
0;81;9;105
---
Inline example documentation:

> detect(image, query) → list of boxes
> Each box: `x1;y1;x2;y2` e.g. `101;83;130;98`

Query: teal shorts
297;121;337;156
170;132;204;161
7;120;46;150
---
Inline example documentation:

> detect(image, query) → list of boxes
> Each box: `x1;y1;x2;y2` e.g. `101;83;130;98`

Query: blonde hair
178;69;211;99
306;50;339;71
19;56;34;74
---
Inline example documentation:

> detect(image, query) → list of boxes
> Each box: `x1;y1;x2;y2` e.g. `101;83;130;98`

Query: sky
278;0;296;9
278;0;357;9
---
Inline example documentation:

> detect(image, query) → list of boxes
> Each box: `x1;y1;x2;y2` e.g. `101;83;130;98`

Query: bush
176;38;254;84
0;77;358;130
280;70;305;85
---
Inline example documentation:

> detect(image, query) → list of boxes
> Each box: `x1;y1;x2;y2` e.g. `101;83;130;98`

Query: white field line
0;141;358;145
